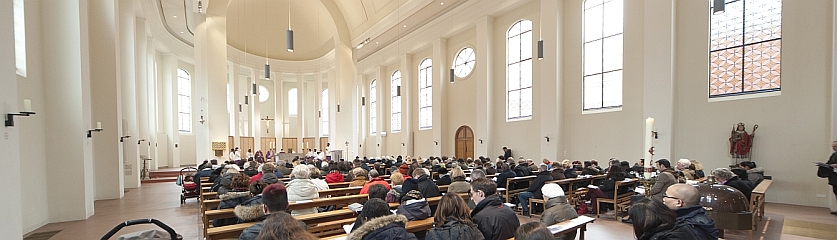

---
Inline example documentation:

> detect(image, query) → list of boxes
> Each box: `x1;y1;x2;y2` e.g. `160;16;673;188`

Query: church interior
3;0;837;239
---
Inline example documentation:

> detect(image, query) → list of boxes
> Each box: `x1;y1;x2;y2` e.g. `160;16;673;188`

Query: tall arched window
321;89;329;136
288;88;298;116
710;0;782;97
177;69;192;132
583;0;623;110
507;20;533;120
418;59;432;129
391;71;402;133
14;0;25;77
369;80;377;135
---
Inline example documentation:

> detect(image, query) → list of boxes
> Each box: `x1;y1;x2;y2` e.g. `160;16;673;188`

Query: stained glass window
370;80;377;135
710;0;781;97
321;89;329;136
418;59;432;130
507;20;533;120
177;69;192;132
583;0;623;111
391;71;402;133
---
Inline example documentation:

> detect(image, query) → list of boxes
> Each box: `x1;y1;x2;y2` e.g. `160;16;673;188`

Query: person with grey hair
517;164;553;217
286;165;319;215
471;169;487;180
712;168;752;201
361;169;391;194
276;160;292;176
676;159;696;180
401;167;441;202
307;165;328;191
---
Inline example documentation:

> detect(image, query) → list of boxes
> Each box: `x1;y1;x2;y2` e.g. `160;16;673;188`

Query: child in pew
213;173;252;227
347;198;417;240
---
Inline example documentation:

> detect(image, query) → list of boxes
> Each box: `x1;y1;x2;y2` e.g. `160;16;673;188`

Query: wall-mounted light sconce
361;97;366;106
337;104;341;112
5;99;36;127
244;95;249;105
137;139;146;145
401;143;405;146
449;69;455;83
713;0;725;15
239;104;243;112
377;144;380;147
434;141;438;145
264;63;270;80
652;129;658;139
478;139;483;144
396;86;402;96
199;116;206;125
544;136;550;142
197;0;203;13
119;129;131;142
359;144;362;148
318;111;322;118
87;122;103;138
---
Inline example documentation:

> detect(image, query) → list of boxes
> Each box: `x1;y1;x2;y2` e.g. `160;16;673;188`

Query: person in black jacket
663;184;719;240
826;141;837;215
470;178;520;240
502;147;513;160
426;193;484;240
629;198;699;240
435;168;452;185
347;198;417;240
712;168;752;201
517;164;552;216
583;165;628;214
400;168;441;202
495;163;516;189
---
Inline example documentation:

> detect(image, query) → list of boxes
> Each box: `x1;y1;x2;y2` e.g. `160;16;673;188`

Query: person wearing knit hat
539;184;578;240
397;190;432;221
435;168;452;185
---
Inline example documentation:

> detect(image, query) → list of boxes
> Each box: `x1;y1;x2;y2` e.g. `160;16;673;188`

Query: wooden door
228;136;234;152
319;137;329;152
282;138;298;153
240;137;255;155
261;137;276;152
302;138;316;152
455;126;474;160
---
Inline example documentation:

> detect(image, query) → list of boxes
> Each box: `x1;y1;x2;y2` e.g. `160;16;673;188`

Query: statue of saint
729;123;758;162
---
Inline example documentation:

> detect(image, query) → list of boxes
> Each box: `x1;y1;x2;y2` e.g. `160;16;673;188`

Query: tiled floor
25;182;837;240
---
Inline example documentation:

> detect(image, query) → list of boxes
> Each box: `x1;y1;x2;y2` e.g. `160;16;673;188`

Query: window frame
506;20;534;121
177;69;192;133
370;80;377;135
582;0;624;112
288;88;298;116
321;89;329;136
418;58;433;130
391;71;402;133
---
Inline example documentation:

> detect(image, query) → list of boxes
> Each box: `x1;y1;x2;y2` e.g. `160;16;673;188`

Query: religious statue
729;123;758;163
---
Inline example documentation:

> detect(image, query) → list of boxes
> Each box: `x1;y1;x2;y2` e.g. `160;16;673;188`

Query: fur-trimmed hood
218;191;251;201
234;196;265;221
347;214;410;240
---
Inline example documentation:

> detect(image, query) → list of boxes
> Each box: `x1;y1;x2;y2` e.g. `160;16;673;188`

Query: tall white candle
644;117;655;178
96;122;102;129
23;99;32;112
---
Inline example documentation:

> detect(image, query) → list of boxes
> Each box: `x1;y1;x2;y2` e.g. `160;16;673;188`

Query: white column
136;18;150;163
89;0;124;200
0;0;23;234
475;17;494;157
314;71;322;150
252;69;261;153
400;54;413;156
196;10;230;160
274;71;284;145
326;70;336;151
358;73;366;157
169;57;181;168
118;0;140;188
432;38;447;156
231;64;241;152
43;0;95;221
297;74;305;152
147;36;160;170
642;0;675;160
539;0;562;161
158;53;175;168
376;66;386;157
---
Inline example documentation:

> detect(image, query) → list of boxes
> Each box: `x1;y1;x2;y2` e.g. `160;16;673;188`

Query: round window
453;47;476;78
258;85;269;102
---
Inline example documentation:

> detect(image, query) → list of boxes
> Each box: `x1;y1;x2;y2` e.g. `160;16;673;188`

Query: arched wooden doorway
455;126;474;160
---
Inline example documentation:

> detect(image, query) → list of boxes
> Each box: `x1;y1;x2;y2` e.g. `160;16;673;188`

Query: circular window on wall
453;47;476;78
258;85;269;103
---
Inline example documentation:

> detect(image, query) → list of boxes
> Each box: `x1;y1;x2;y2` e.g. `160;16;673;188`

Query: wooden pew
749;179;772;230
525;175;607;215
504;175;537;203
507;215;596;240
322;218;435;240
594;179;638;219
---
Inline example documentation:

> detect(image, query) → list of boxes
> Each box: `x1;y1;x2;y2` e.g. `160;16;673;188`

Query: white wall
3;0;25;236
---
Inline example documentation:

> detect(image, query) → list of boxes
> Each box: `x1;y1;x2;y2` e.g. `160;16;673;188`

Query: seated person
396;190;431;220
213;173;252;227
712;168;752;201
286;165;320;216
518;164;553;216
435;168;452;185
583;165;629;214
351;184;391;232
308;166;329;191
732;168;755;189
361;169;391;194
349;168;369;187
676;159;696;180
495;163;517;189
401;168;441;201
233;181;269;223
550;162;566;180
628;198;699;240
470;178;520;240
254;212;317;240
447;168;471;194
347;198;417;240
514;222;554;240
539;184;578;240
386;172;405;203
239;184;301;240
738;161;764;186
425;193;484;240
325;164;345;183
663;184;719;240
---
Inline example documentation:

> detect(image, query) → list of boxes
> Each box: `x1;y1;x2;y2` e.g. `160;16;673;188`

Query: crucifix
261;115;275;133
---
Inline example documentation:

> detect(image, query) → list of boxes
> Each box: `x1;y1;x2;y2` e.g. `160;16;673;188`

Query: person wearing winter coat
386;172;405;203
713;168;752;201
286;165;320;216
495;164;516;189
216;165;241;195
425;193;484;240
470;178;520;240
361;170;391;194
435;168;452;185
446;168;471;194
308;166;329;191
232;181;269;224
663;184;719;240
349;168;369;187
396;190;431;220
650;159;678;202
276;160;293;176
518;164;553;216
325;165;346;183
400;168;441;202
539;184;578;240
584;166;628;214
629;198;699;240
739;161;765;186
347;198;417;240
550;162;567;181
213;174;252;227
238;184;308;240
258;163;281;185
676;159;696;180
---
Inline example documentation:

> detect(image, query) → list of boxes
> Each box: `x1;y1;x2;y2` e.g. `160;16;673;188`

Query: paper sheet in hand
814;162;833;168
587;185;598;189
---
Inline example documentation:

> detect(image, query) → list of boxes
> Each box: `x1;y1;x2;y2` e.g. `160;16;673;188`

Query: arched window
583;0;623;110
418;59;432;129
391;71;402;133
507;20;533;120
288;88;298;116
369;80;377;135
321;89;329;136
14;0;25;77
177;69;192;132
710;0;782;97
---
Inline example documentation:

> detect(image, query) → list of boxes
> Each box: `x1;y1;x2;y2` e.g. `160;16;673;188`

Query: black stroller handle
100;219;179;240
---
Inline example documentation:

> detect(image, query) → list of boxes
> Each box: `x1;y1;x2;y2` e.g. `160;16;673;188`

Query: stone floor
25;182;837;240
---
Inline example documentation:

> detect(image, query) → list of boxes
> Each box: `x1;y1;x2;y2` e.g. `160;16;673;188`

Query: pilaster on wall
432;38;447;156
118;0;140;188
231;64;241;151
197;12;230;160
136;18;150;164
830;0;837;212
642;0;675;160
374;66;386;157
539;0;562;162
274;71;285;142
475;17;494;157
0;0;23;235
400;54;413;156
146;37;160;170
297;74;305;151
89;0;124;200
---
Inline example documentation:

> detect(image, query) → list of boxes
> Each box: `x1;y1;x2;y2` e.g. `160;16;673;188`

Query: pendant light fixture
713;0;725;15
538;16;544;60
449;69;455;83
264;0;270;80
286;0;294;52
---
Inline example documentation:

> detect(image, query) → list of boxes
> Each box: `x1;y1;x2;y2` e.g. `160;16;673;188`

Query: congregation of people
192;145;767;240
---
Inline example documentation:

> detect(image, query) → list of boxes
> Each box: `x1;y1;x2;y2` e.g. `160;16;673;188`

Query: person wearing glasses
663;184;719;240
628;198;699;240
470;178;520;240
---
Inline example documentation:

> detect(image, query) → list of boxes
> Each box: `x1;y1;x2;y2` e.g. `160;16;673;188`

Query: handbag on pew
575;201;588;215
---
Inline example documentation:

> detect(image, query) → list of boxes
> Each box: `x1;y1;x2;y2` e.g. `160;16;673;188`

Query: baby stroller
101;218;182;240
178;167;198;204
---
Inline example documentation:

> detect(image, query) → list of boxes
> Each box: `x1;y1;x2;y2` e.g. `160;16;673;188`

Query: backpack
576;201;588;215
